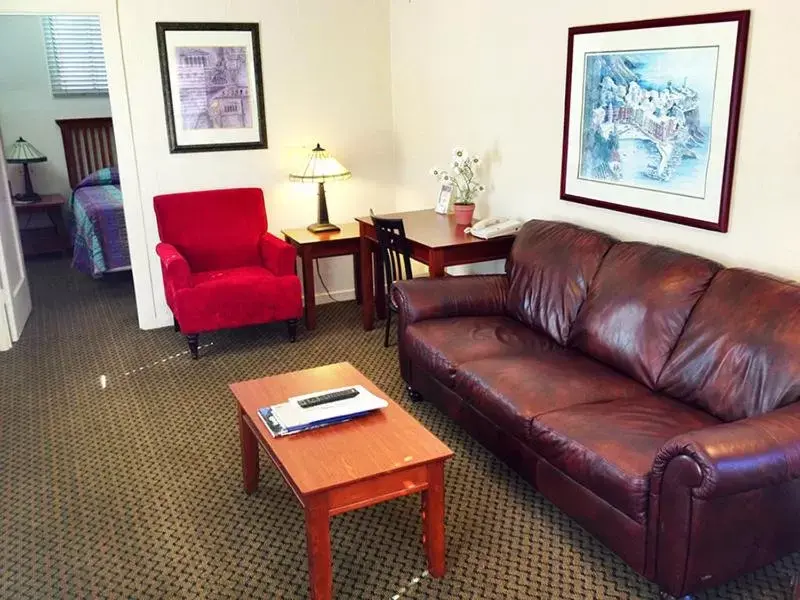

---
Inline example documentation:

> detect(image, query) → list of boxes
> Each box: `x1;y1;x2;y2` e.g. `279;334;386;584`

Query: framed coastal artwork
560;11;750;232
156;22;268;153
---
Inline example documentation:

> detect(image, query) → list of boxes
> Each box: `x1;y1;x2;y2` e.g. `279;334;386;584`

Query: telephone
465;217;523;239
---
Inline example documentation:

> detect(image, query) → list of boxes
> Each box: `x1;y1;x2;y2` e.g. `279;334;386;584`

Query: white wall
0;15;111;200
2;0;394;330
118;0;394;326
390;1;800;281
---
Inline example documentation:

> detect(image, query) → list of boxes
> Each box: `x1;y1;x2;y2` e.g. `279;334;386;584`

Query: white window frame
42;15;108;97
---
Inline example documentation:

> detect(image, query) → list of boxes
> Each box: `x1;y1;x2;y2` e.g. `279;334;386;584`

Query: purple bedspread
70;168;130;278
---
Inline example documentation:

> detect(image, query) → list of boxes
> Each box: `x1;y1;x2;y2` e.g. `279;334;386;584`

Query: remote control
297;388;360;409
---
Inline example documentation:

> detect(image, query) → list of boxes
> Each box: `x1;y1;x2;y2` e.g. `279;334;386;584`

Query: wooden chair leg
288;318;298;343
173;317;180;333
187;334;199;359
384;304;392;348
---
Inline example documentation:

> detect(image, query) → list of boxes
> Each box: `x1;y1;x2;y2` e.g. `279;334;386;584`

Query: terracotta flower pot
453;203;475;226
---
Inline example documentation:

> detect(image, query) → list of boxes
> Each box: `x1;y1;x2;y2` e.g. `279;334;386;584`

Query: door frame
0;0;157;329
0;283;12;351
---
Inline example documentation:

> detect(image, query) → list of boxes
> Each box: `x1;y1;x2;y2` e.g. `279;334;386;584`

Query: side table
13;194;70;257
282;223;361;330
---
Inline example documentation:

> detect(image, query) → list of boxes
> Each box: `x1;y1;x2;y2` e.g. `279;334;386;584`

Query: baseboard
313;287;356;305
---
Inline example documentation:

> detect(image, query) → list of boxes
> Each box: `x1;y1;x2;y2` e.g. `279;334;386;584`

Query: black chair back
372;215;414;292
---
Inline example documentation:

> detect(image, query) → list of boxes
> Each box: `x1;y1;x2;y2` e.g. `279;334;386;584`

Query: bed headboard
56;117;117;189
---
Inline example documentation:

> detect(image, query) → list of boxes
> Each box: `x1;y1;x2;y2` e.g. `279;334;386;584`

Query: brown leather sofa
392;220;800;599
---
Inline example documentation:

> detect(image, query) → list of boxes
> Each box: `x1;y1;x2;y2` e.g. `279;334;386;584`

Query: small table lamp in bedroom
289;143;351;233
6;137;47;203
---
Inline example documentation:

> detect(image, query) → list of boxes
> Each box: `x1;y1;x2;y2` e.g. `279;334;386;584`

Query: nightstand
13;194;70;257
282;223;361;330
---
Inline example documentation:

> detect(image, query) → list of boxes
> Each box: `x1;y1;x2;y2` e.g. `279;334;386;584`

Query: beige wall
390;1;800;280
118;0;394;324
0;15;111;200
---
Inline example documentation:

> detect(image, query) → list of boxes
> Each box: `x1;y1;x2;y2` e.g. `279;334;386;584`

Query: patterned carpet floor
1;257;798;599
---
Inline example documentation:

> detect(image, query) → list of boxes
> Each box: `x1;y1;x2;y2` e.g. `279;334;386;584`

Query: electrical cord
314;258;341;303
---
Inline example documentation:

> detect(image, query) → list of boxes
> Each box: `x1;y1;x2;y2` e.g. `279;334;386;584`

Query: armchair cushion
530;396;719;523
259;232;296;277
652;401;800;499
154;188;267;271
175;266;301;333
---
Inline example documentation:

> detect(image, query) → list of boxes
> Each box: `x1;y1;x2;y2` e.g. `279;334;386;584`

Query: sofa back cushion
658;268;800;421
506;221;615;345
569;242;721;389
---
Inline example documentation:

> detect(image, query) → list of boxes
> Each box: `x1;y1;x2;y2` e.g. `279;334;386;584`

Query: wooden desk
282;223;361;330
13;194;70;257
231;362;453;600
356;210;514;330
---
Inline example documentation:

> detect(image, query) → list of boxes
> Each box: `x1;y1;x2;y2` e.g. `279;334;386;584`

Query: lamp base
307;222;341;234
13;192;41;204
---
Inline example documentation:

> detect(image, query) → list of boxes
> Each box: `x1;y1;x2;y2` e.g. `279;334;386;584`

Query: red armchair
154;188;302;359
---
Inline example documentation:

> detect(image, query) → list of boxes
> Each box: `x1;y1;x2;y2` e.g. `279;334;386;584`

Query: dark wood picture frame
156;22;268;154
560;11;750;232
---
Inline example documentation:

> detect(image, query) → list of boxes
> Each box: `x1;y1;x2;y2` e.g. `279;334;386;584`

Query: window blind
42;15;108;97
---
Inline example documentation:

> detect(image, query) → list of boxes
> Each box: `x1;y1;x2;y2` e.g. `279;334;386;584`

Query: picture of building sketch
579;47;719;199
175;46;252;130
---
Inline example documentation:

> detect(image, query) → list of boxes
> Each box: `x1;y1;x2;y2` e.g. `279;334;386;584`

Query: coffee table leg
305;496;332;600
421;462;446;578
238;406;259;494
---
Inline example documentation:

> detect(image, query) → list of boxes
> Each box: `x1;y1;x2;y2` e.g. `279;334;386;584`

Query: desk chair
372;214;414;347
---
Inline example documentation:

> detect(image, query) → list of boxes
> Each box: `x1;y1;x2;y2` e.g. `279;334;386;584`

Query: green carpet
1;257;797;599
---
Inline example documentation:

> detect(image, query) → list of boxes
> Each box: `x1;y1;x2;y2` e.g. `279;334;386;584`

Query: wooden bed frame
56;117;117;189
55;116;130;274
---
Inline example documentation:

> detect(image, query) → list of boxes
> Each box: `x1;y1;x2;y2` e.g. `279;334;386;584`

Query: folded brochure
257;385;388;437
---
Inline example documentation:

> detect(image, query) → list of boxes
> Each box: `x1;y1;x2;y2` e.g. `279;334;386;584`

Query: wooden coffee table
230;362;454;600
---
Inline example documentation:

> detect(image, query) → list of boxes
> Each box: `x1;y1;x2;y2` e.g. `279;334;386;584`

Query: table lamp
289;143;351;233
6;137;47;203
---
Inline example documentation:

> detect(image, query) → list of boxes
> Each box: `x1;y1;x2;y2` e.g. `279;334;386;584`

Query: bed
56;117;131;278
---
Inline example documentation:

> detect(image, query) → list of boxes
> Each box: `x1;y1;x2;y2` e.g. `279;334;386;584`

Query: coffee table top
230;362;453;495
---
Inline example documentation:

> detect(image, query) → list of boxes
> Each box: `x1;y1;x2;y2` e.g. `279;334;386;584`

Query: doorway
0;1;152;351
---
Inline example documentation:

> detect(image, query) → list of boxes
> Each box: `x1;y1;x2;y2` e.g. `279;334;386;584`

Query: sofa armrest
653;401;800;499
259;233;296;277
391;275;508;326
155;242;191;291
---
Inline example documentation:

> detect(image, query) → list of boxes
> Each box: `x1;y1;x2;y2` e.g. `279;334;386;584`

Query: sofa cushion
658;268;800;422
403;316;558;387
569;242;721;389
529;396;719;523
506;221;615;345
453;353;650;441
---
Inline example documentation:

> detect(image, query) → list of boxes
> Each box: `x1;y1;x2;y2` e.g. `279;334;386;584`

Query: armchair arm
653;401;800;499
155;242;191;291
391;275;508;326
259;233;296;277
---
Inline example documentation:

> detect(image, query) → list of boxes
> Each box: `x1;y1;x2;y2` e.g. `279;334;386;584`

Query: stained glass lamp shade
6;137;48;203
289;143;351;233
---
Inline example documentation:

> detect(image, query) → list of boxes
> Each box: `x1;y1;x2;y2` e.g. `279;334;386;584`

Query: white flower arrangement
430;147;486;205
